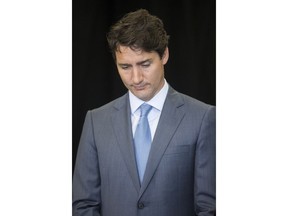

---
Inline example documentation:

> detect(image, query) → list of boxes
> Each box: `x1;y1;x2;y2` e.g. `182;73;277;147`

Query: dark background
73;0;216;171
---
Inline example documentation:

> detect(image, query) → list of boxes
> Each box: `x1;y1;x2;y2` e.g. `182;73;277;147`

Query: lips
133;84;147;91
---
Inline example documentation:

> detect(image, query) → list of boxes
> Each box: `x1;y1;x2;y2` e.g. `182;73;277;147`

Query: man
73;9;216;216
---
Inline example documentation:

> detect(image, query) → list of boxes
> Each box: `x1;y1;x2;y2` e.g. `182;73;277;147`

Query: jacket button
138;202;144;209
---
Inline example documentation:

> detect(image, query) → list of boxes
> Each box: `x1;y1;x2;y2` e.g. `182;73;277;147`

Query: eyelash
121;66;129;70
141;63;150;68
120;63;151;70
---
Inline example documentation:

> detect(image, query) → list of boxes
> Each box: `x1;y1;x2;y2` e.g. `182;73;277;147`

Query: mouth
133;84;147;91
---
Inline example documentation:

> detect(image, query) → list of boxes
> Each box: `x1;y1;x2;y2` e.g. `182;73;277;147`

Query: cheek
150;68;164;82
119;72;132;85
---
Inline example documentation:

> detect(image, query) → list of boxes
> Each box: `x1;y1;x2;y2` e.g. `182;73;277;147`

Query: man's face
115;46;169;101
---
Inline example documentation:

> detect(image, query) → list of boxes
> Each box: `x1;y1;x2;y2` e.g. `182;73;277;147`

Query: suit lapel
111;94;141;192
139;88;185;197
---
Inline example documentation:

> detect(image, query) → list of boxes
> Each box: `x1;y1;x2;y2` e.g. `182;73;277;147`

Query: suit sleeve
194;106;216;216
73;111;101;216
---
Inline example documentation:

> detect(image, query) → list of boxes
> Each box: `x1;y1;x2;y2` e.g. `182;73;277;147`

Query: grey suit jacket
73;87;216;216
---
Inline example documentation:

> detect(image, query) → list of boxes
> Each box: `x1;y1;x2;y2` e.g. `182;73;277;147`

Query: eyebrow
117;59;152;67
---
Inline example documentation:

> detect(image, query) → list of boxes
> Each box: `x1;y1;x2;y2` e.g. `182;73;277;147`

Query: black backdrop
73;0;216;170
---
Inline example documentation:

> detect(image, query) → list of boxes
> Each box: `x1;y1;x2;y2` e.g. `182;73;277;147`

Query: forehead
115;46;158;63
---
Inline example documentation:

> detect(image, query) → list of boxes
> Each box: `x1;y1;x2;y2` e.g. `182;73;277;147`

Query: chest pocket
163;145;190;156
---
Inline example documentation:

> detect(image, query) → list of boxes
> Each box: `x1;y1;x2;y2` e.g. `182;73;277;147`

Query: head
107;9;169;60
107;9;170;101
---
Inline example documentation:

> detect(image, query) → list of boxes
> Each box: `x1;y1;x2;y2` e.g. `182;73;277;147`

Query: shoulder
181;93;214;111
88;93;128;117
168;86;215;113
181;93;215;124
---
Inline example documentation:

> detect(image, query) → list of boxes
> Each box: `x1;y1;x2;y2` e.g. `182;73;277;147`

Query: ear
162;47;169;65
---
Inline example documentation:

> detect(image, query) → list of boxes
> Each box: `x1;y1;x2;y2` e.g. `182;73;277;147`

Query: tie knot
140;103;152;117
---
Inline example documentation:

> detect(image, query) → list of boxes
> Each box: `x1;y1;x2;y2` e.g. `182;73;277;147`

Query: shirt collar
129;79;169;114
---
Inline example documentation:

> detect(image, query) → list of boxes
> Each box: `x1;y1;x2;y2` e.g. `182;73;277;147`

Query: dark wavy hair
107;9;170;60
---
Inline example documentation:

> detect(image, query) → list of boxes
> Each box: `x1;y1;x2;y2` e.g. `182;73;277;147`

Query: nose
132;67;143;84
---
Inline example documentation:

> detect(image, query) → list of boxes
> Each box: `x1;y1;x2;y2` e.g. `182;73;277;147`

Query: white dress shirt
129;80;169;140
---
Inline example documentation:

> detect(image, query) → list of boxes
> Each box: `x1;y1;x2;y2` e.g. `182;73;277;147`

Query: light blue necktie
134;103;153;183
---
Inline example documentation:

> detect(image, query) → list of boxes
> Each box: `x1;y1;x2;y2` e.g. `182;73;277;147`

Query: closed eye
119;64;131;70
139;60;152;68
141;63;151;68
